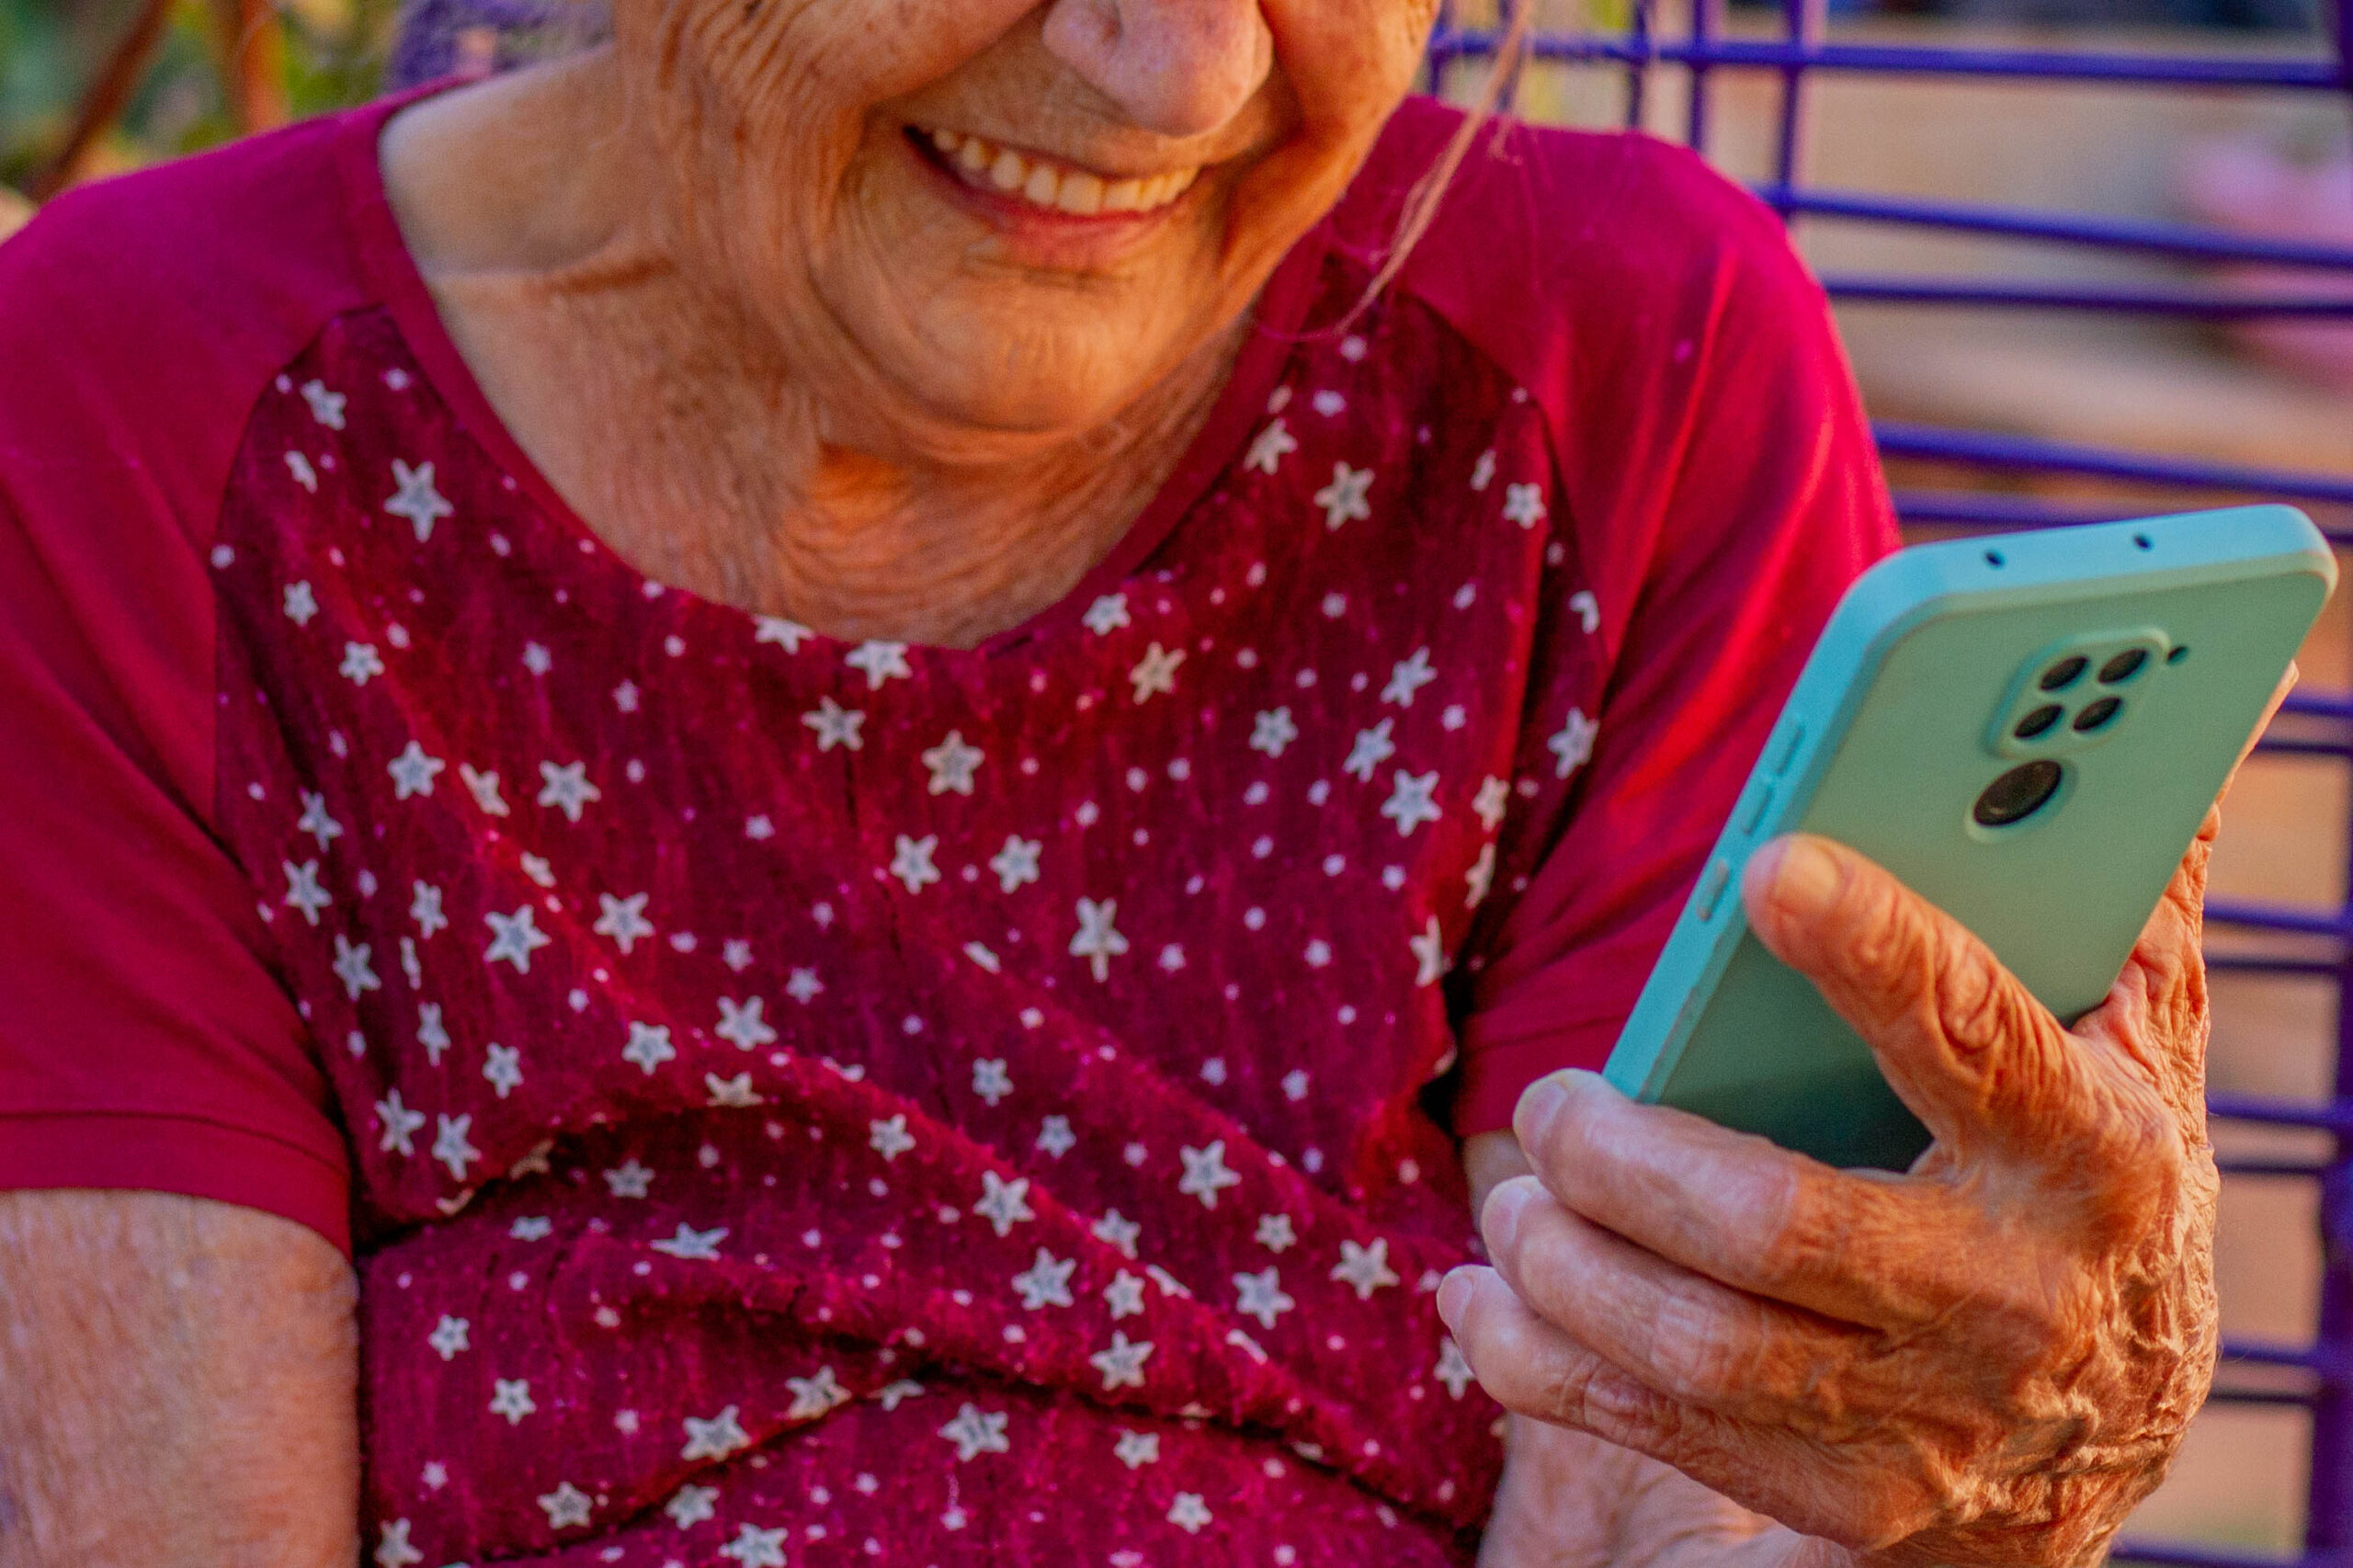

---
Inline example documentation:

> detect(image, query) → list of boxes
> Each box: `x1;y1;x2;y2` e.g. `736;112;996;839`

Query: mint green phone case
1602;506;2336;1170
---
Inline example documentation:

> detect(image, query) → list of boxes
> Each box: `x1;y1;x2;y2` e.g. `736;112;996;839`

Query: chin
883;315;1182;440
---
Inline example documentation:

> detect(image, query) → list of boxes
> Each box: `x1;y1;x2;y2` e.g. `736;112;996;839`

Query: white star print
721;1523;789;1567
1245;415;1298;474
972;1058;1013;1106
938;1403;1009;1462
1070;897;1129;981
285;451;319;493
1094;1210;1141;1258
410;880;447;937
383;460;452;542
802;695;866;752
705;1071;762;1108
1167;1493;1213;1534
339;642;384;685
483;906;551;972
427;1314;470;1361
483;1044;523;1099
1036;1116;1076;1158
1256;1214;1297;1253
722;938;754;972
432;1114;479;1182
1177;1141;1242;1209
652;1221;729;1260
1466;843;1497;909
1503;482;1548;529
989;835;1041;892
1283;1069;1310;1101
604;1158;654;1199
332;935;380;1000
755;616;813;653
520;642;551;676
1090;1331;1154;1391
1233;1267;1295;1330
666;1484;719;1528
1471;449;1497;492
875;1380;926;1411
594;892;654;953
716;995;777;1051
1083;593;1132;635
1343;718;1397;781
1104;1270;1147;1319
787;1365;851;1421
870;1115;915;1161
974;1171;1034;1236
283;860;330;926
1250;707;1299;757
1549;708;1598;778
1128;642;1184;703
1012;1248;1077;1311
1411;916;1446;987
1436;1336;1476;1398
300;378;347;429
890;834;941;893
1571;589;1601;633
535;1481;591;1531
376;1088;426;1156
683;1403;751;1461
622;1021;676;1074
787;967;824;1005
1331;1237;1402;1300
417;1003;450;1066
922;730;984;796
845;640;912;688
283;579;319;624
1381;770;1442;836
1113;1430;1160;1469
536;759;601;822
1381;648;1438;707
1313;461;1374;530
373;1518;424;1568
612;680;640;713
458;763;508;816
1473;775;1512;833
296;790;341;848
489;1378;536;1424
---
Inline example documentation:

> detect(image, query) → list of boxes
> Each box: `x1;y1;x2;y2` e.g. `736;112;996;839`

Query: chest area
209;307;1568;1229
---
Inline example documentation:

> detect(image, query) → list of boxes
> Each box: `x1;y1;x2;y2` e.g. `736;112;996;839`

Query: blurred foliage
0;0;397;193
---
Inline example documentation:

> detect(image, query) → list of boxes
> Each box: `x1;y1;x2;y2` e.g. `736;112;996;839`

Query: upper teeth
924;128;1199;217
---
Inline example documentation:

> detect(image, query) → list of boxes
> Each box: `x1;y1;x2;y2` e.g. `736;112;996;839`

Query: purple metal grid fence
1428;5;2353;1561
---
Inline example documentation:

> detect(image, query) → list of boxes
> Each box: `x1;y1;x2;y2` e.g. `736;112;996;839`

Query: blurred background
4;0;2351;1555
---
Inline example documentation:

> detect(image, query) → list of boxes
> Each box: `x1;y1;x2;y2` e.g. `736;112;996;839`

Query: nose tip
1041;0;1275;141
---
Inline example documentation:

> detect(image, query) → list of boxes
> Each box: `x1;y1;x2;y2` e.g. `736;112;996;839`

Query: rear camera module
2098;648;2149;685
2040;656;2089;692
2074;697;2122;733
1973;761;2065;828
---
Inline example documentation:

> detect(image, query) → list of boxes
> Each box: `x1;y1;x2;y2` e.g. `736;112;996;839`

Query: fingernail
1514;1074;1571;1147
1483;1177;1533;1252
1436;1266;1477;1329
1757;835;1841;920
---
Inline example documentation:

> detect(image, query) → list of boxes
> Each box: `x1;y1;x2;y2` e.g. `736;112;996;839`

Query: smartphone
1602;506;2336;1171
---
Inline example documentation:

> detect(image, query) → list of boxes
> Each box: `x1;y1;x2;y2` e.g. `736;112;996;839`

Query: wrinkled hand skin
1441;804;2231;1568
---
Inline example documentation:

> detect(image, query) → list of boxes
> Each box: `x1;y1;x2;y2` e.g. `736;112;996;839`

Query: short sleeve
1440;146;1899;1135
0;178;358;1252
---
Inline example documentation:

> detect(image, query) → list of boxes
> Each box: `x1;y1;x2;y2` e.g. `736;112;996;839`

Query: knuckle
1643;1292;1749;1402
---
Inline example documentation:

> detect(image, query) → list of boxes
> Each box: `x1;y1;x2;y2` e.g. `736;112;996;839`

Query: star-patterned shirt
0;88;1891;1566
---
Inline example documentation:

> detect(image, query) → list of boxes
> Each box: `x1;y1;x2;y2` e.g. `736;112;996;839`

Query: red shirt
0;88;1893;1565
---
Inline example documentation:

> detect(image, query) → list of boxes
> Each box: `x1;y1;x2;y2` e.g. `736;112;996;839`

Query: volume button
1737;782;1776;836
1764;722;1805;777
1695;858;1733;920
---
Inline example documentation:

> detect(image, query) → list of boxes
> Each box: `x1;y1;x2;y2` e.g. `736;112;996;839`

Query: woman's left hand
1438;812;2228;1568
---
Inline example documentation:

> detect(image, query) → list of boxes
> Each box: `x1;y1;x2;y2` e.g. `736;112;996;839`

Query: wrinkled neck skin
382;49;1265;649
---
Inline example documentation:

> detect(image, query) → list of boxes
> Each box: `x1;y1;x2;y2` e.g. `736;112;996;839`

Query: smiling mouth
911;126;1202;218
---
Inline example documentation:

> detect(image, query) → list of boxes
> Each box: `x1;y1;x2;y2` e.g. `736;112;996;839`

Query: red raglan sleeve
0;163;357;1251
1431;130;1901;1135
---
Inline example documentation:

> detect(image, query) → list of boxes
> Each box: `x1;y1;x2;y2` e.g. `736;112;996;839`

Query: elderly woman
0;3;2222;1564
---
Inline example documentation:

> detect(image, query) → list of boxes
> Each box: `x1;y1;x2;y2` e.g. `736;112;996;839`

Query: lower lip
902;131;1188;260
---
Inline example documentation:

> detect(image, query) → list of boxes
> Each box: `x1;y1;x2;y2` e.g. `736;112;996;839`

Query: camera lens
1973;760;2064;828
2040;656;2089;692
2098;648;2148;685
2013;704;2063;741
2074;697;2122;733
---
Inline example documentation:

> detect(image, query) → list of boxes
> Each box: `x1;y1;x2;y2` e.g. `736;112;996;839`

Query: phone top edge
1603;504;2336;1107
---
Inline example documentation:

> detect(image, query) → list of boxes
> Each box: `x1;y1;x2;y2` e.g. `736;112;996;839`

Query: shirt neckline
334;81;1336;658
